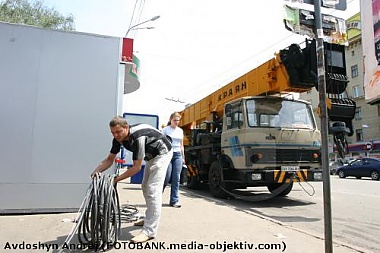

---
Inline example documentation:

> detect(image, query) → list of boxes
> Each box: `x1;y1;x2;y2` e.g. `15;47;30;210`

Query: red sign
122;38;133;62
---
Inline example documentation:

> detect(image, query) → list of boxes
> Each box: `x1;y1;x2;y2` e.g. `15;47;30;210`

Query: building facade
300;13;380;159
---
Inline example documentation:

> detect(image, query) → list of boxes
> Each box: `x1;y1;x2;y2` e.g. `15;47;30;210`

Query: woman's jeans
164;151;183;205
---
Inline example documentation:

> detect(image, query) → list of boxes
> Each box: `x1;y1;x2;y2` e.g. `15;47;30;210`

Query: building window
353;85;361;98
351;65;358;78
351;50;355;57
355;107;362;120
356;129;363;142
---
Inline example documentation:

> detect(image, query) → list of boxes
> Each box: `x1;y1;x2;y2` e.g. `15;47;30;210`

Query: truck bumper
231;169;323;186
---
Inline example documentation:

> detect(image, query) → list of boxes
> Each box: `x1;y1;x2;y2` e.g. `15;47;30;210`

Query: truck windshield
246;98;315;129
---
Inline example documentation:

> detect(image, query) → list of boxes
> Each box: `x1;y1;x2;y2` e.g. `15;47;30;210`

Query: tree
0;0;75;30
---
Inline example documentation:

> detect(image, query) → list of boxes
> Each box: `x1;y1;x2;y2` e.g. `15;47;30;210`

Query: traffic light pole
314;1;333;252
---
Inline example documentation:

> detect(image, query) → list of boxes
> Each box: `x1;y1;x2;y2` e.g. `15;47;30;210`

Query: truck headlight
251;173;262;180
314;172;323;180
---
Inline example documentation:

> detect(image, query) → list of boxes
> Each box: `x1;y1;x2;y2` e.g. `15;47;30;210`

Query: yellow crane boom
179;52;312;131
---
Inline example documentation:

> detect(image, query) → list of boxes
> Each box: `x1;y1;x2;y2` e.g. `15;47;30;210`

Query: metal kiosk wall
0;22;125;214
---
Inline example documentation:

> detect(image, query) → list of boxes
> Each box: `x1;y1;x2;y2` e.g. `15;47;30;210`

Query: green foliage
0;0;75;30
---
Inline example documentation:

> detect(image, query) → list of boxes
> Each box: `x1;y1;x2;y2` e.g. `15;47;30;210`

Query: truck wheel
267;182;293;197
208;161;229;199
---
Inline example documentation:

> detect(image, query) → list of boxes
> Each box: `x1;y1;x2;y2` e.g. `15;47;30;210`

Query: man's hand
91;169;101;178
113;176;119;186
91;153;117;178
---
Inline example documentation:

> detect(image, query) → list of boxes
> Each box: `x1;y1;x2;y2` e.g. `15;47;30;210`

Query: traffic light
321;41;356;137
327;97;356;136
279;39;349;93
315;41;349;94
280;39;356;136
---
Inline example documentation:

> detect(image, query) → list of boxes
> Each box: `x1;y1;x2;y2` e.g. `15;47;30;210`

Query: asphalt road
185;176;380;253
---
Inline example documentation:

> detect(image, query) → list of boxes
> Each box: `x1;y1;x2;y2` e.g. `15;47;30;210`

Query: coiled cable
57;174;121;252
120;204;140;222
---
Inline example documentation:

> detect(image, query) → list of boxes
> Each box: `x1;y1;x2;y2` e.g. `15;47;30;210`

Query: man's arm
114;159;143;183
91;153;117;177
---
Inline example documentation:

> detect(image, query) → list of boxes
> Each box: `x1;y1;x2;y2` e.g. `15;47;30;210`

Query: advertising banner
362;0;380;104
123;54;140;94
283;5;348;45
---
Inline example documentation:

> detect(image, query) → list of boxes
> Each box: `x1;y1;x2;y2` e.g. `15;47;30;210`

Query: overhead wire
126;0;139;34
126;0;146;37
135;0;146;25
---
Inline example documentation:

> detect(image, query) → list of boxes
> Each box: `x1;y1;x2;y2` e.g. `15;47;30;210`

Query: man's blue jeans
164;151;183;205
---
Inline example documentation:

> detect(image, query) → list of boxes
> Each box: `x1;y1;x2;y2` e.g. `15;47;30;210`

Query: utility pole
313;0;333;252
283;1;348;252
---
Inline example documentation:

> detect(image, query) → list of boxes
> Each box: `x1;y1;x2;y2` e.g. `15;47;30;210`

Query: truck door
223;101;245;167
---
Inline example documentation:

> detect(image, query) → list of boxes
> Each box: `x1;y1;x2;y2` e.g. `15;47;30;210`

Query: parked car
329;159;344;175
336;158;380;180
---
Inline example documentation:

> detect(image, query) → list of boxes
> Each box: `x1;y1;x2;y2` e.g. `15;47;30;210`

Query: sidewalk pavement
0;179;369;253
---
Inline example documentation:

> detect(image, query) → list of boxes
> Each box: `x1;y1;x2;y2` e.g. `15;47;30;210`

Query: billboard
283;5;348;45
302;0;346;10
361;0;380;104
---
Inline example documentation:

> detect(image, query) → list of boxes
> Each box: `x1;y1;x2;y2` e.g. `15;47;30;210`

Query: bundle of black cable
77;174;121;251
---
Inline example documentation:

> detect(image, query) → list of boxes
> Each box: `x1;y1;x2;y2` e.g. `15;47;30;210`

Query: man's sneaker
130;232;153;243
134;220;144;226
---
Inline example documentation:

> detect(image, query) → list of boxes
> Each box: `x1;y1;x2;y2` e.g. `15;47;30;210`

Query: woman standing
162;112;185;208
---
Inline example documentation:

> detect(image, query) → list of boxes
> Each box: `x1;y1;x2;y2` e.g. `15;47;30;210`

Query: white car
329;159;344;175
344;157;356;165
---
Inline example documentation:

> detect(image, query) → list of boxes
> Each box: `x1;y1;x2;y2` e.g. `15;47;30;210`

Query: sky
42;0;360;128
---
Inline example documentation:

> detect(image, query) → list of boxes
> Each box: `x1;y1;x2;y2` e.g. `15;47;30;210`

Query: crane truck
179;39;355;199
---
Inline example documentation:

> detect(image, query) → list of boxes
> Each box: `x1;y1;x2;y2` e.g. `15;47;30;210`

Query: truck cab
223;96;321;172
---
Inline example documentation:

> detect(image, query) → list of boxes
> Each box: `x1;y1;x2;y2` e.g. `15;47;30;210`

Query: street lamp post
125;15;160;37
132;26;155;31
